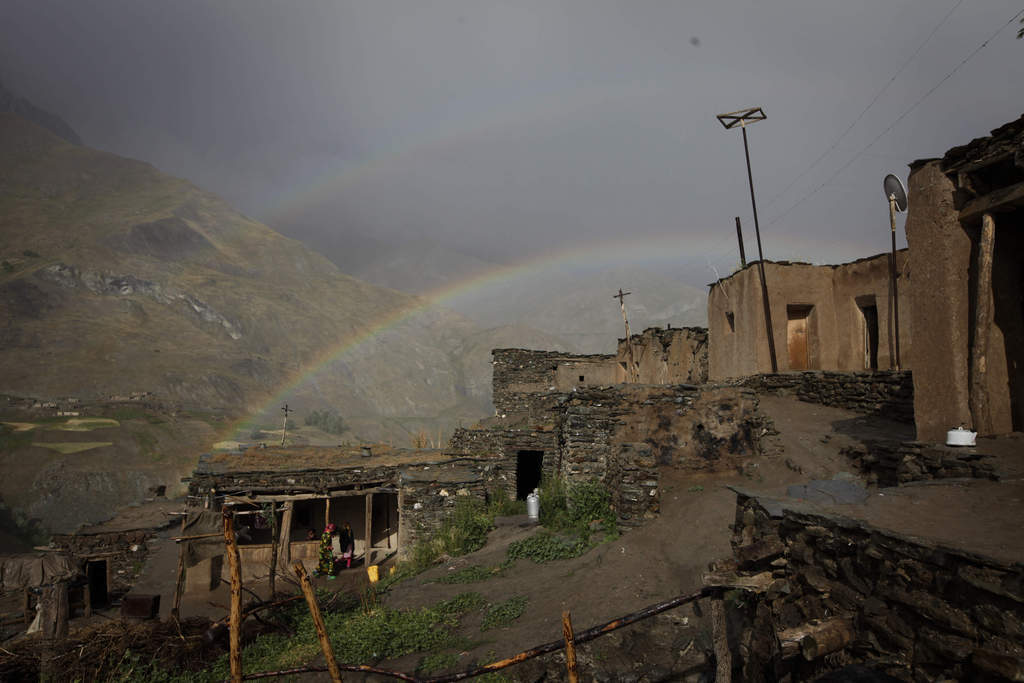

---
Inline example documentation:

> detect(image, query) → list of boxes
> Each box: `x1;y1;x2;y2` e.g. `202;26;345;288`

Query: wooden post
562;610;579;683
735;216;747;268
970;212;996;434
710;595;731;683
279;502;293;572
325;497;331;530
364;493;374;567
268;504;280;598
293;562;343;682
888;193;902;369
223;510;243;683
171;514;187;620
614;289;639;382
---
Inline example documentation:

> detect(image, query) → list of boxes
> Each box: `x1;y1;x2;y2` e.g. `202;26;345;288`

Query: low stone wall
841;440;999;487
726;491;1024;681
50;529;153;597
742;370;914;423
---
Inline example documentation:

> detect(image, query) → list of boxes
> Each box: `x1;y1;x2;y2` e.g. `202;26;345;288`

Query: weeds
437;562;510;584
481;596;529;631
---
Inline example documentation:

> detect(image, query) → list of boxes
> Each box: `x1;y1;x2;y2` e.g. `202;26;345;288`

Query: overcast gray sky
3;1;1022;285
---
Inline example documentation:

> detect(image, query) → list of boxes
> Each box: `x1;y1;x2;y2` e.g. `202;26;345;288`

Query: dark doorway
87;560;108;608
859;303;879;370
516;450;544;500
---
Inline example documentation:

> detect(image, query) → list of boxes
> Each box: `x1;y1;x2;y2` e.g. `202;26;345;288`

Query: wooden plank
960;180;1024;223
365;493;374;566
710;597;731;683
702;571;773;593
969;213;996;434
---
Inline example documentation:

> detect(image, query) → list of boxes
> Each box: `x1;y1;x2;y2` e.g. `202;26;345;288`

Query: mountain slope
0;112;471;419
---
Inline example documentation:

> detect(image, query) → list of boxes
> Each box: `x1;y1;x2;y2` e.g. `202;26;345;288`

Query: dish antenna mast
883;174;907;370
717;106;777;372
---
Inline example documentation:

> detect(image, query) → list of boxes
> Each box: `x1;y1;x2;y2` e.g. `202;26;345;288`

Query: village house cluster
4;115;1022;680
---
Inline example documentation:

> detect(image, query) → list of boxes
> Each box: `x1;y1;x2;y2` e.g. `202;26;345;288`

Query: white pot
946;427;977;447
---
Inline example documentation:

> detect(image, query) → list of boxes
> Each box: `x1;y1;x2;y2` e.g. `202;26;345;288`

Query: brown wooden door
787;309;809;370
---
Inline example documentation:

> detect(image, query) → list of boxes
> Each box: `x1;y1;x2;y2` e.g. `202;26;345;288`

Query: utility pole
614;289;639;382
280;403;291;446
735;216;747;268
716;106;778;372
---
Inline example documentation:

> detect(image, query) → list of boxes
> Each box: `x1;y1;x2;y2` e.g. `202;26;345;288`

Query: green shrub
486;487;527;517
305;409;347;435
22;249;40;258
481;596;528;631
1;261;12;273
438;496;493;556
538;475;568;527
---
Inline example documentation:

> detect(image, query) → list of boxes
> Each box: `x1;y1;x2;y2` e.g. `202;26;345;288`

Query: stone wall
623;326;709;385
841;440;999;487
726;491;1024;681
492;348;616;416
398;460;492;553
741;370;914;423
50;529;153;597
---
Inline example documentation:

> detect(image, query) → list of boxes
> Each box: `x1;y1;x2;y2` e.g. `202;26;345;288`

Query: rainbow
219;229;876;441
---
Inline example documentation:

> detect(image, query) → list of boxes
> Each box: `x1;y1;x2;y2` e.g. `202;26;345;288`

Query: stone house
182;446;496;587
707;252;911;380
905;115;1024;441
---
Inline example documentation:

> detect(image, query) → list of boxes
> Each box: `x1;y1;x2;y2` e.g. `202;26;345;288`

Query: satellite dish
883;174;908;213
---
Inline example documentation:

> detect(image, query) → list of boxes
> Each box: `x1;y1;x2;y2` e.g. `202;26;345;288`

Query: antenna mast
614;289;639;382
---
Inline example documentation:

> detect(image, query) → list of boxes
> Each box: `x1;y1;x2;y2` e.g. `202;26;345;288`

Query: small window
725;311;735;333
579;375;585;382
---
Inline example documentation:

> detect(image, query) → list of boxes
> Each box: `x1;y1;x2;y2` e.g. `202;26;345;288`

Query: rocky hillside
0;113;571;534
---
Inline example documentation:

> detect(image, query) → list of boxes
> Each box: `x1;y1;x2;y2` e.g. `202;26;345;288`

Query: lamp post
717;107;777;372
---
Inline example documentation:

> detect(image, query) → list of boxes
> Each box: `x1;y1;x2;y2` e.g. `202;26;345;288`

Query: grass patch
109;407;163;423
0;424;34;452
35;441;112;454
418;651;460;674
57;417;120;431
436;562;511;584
507;531;589;564
481;596;528;631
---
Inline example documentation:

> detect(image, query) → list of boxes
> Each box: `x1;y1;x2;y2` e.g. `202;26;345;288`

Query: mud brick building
708;252;912;379
905;114;1024;441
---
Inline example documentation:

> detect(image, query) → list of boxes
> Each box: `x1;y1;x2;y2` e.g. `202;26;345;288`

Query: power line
763;0;964;212
767;6;1024;228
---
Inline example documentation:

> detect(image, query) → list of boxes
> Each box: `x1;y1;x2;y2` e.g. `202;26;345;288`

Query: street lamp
717;106;777;372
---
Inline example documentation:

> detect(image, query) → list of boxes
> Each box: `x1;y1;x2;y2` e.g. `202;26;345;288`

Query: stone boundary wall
741;370;914;423
728;492;1024;681
841;440;999;487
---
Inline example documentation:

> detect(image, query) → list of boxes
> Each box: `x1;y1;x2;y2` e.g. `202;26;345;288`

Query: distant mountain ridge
0;80;81;145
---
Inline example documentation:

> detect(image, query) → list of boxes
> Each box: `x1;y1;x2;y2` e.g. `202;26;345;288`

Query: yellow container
367;565;379;583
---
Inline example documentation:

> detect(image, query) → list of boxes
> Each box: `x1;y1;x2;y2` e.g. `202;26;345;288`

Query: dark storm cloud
2;1;1021;281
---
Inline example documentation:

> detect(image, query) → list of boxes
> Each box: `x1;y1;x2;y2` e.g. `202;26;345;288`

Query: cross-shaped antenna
280;403;291;446
715;106;766;130
613;289;638;382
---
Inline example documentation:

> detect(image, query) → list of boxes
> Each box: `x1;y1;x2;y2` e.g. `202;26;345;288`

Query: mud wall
729;493;1024;681
708;254;910;380
621;326;709;385
742;370;914;423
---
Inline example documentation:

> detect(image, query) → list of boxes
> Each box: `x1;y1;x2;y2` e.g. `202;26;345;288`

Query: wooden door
787;309;809;370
